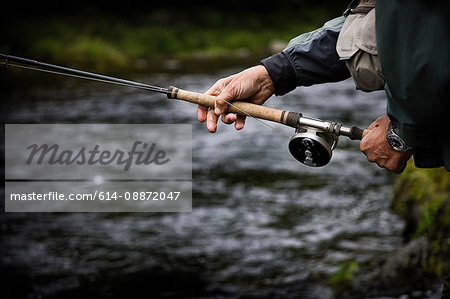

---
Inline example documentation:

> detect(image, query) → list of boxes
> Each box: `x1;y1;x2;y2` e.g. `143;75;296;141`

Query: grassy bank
391;163;450;280
1;6;340;71
333;163;449;297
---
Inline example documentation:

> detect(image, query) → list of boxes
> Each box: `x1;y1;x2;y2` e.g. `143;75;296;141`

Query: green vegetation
328;261;359;294
391;162;450;278
1;5;341;71
326;163;449;296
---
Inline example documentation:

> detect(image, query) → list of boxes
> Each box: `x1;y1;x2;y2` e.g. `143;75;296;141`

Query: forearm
261;16;351;96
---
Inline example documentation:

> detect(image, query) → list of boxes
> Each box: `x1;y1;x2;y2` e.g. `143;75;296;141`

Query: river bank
1;4;342;72
331;163;450;298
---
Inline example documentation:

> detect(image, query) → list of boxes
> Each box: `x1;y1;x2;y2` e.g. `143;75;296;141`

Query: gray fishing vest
336;0;385;92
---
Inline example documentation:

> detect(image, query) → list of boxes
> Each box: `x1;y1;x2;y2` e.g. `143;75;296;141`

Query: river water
0;67;431;298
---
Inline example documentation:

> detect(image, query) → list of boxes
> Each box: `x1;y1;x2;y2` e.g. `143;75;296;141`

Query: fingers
199;78;230;133
202;109;246;133
201;66;273;133
206;77;233;116
200;81;237;133
200;106;231;134
360;121;412;174
383;160;407;174
363;151;408;174
368;115;389;130
220;113;246;130
205;77;230;96
221;113;237;124
215;86;234;115
197;105;208;123
207;78;242;132
235;115;246;130
206;109;219;133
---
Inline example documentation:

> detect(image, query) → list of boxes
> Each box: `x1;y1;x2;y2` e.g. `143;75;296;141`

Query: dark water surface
0;68;429;298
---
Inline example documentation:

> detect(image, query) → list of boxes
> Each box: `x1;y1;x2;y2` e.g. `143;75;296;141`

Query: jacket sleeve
260;16;351;96
376;0;450;169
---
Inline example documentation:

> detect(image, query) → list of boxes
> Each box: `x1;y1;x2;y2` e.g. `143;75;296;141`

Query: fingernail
215;107;221;115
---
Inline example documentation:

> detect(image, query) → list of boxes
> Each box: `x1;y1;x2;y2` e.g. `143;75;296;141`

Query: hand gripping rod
1;53;368;140
167;87;368;140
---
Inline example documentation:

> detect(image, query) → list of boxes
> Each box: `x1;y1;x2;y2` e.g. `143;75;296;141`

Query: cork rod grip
167;86;300;128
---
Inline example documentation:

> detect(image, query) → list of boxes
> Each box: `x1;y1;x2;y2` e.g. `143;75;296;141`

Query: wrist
255;65;276;94
386;121;413;152
260;52;297;96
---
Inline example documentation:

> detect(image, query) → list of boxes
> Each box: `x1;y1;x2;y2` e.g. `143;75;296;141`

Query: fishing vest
336;0;384;92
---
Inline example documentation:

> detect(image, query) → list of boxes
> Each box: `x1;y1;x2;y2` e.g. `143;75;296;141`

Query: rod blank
1;53;368;140
0;53;168;94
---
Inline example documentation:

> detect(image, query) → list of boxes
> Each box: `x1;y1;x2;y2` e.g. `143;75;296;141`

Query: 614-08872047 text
9;191;182;201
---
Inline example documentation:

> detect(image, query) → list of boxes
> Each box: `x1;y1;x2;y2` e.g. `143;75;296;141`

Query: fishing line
3;60;291;138
1;53;369;167
214;99;292;138
2;61;168;93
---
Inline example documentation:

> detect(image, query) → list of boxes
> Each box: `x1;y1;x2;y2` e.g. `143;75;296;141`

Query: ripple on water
1;72;412;297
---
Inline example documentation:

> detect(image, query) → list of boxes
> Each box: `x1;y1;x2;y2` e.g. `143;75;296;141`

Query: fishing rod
1;53;368;167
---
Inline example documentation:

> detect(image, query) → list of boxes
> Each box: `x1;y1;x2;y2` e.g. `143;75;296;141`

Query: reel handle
349;126;370;140
167;86;302;128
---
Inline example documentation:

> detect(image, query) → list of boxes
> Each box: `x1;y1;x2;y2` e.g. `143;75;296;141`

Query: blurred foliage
1;1;350;71
392;162;450;278
2;0;350;16
328;261;359;294
328;164;449;297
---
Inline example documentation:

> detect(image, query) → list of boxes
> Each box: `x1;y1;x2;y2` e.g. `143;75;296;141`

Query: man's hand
197;65;275;133
360;115;413;174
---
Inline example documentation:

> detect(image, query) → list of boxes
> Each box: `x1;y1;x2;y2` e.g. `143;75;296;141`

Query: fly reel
288;126;339;167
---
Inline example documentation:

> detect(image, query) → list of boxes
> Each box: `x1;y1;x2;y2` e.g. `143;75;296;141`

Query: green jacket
376;0;450;170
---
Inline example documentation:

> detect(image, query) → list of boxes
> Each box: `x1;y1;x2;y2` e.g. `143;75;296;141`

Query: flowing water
0;67;431;298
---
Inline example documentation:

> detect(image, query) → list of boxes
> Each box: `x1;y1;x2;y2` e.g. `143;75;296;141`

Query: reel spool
288;126;339;167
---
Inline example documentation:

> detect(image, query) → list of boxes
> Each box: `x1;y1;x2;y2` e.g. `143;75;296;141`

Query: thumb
215;86;235;115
